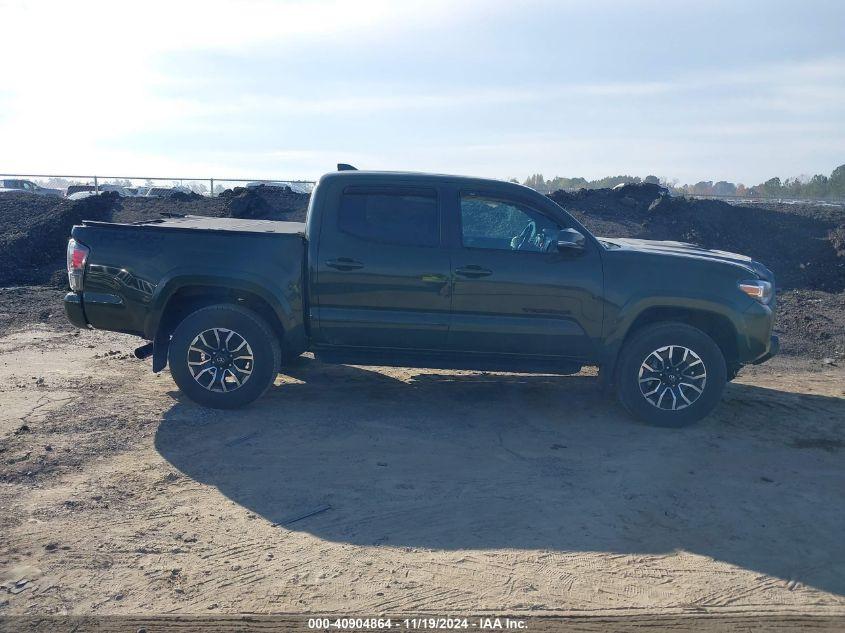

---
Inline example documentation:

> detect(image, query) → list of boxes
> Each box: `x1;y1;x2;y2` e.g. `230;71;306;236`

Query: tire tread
168;303;281;408
615;321;726;427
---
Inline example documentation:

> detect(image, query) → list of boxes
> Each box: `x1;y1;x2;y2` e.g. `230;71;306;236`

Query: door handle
455;265;493;278
325;258;364;271
421;273;449;283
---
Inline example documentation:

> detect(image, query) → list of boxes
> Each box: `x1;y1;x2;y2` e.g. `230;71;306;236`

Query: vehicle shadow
155;357;845;596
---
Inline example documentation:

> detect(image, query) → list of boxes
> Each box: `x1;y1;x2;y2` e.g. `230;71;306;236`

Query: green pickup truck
64;168;778;426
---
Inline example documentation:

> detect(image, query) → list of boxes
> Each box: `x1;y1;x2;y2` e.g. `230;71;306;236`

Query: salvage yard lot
1;321;844;617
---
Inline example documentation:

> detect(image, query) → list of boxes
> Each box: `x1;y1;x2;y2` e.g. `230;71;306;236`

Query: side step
314;350;582;375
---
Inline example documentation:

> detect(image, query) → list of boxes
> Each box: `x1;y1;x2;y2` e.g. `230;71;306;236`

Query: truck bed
83;215;306;236
70;214;307;340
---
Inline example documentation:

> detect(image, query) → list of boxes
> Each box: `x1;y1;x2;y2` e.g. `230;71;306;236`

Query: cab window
459;194;559;252
338;189;439;247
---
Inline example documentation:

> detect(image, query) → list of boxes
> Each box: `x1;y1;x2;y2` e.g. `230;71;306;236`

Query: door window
460;194;559;252
338;190;439;247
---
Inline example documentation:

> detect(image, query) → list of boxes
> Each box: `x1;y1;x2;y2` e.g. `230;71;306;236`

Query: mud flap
152;330;170;373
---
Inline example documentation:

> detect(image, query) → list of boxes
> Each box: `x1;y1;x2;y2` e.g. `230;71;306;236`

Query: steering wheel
510;220;537;251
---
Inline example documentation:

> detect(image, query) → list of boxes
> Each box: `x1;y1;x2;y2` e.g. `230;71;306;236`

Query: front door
448;191;603;360
313;185;451;350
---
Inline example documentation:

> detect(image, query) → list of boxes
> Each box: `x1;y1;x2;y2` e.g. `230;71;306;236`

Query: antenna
337;163;357;171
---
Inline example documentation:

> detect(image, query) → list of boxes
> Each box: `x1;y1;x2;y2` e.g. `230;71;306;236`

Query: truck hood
600;237;772;280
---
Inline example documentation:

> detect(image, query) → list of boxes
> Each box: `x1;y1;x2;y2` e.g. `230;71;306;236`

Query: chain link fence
0;173;316;198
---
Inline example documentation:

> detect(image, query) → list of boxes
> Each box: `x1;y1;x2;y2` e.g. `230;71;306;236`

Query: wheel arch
144;277;298;372
603;304;740;385
154;284;288;343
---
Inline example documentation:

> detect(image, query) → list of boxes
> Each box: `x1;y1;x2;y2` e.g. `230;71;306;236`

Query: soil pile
113;185;310;224
113;194;229;223
217;185;310;221
0;286;75;335
830;224;845;258
775;289;845;359
0;192;120;286
549;185;845;292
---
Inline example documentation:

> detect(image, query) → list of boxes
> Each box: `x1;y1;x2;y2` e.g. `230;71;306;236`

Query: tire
615;322;726;427
168;304;281;409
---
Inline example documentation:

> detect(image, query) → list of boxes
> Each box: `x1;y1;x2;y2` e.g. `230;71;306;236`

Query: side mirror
556;228;586;252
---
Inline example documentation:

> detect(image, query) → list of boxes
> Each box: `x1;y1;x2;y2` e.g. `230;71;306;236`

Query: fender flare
143;269;297;341
600;294;742;378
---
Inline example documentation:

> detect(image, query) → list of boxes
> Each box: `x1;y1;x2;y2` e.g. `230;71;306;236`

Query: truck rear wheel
615;322;726;427
168;304;281;409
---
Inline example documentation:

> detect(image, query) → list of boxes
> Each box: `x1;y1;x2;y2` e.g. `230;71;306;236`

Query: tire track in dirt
2;328;844;616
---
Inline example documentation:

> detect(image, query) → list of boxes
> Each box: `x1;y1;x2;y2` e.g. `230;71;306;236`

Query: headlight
739;279;772;304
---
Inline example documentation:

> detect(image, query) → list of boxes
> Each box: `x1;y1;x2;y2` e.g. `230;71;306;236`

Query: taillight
66;238;90;292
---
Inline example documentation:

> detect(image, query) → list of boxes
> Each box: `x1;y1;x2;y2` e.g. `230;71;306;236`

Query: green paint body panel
63;171;777;374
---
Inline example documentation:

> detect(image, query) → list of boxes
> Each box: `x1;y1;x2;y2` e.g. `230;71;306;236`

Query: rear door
447;190;603;360
312;185;451;350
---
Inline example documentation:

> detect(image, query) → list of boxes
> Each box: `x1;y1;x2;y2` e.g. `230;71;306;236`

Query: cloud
0;0;483;170
1;1;842;182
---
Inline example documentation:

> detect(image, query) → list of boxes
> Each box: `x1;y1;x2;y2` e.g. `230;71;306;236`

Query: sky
1;0;844;184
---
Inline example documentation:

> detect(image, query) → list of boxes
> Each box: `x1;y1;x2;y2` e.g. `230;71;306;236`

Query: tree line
519;164;845;200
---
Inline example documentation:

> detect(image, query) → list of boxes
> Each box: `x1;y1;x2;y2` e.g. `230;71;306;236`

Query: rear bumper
751;334;779;365
63;292;88;328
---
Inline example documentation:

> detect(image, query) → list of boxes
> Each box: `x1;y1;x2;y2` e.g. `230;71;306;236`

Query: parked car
145;187;175;198
144;186;192;198
0;179;62;197
99;184;133;197
67;191;98;200
66;184;134;200
66;184;97;197
63;168;778;426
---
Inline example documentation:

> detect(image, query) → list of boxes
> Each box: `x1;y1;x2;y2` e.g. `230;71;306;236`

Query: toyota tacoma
63;168;778;426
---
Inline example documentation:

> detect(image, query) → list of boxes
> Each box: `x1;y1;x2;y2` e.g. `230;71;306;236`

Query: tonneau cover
82;214;306;236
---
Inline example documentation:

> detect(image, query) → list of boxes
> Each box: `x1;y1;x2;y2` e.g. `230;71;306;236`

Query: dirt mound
774;289;845;359
113;185;310;224
830;224;845;258
218;185;310;221
0;192;120;286
169;191;205;203
220;187;272;219
0;286;75;336
550;185;845;292
114;195;230;224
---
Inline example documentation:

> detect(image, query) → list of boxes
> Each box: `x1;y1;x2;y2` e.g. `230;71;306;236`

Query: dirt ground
1;315;844;619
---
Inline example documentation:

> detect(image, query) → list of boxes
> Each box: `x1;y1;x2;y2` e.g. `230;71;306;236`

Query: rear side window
338;190;439;247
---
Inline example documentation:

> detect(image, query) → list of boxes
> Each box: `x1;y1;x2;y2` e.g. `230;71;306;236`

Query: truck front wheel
615;322;727;427
168;304;281;409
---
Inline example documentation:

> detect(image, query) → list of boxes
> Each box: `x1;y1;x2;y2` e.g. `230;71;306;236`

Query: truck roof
83;215;306;235
317;170;536;193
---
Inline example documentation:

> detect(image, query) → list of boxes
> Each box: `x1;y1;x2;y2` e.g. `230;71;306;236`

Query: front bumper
63;292;88;328
751;334;779;365
737;297;777;363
